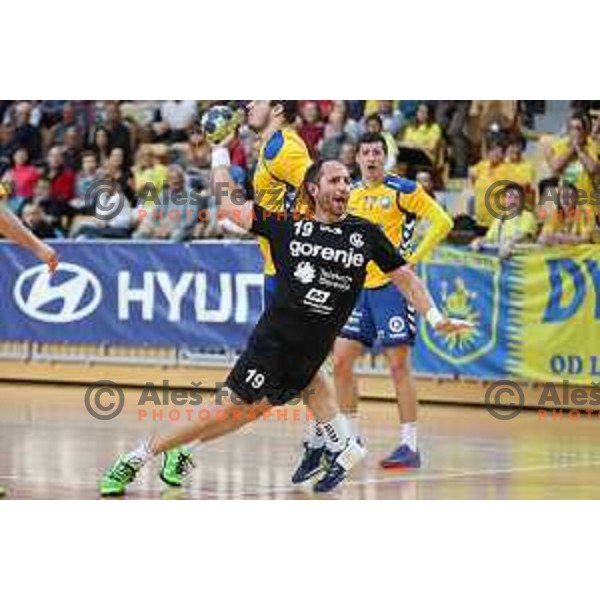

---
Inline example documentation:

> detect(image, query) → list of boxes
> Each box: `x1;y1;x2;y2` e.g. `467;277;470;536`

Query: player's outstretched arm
0;204;58;273
389;265;471;334
211;144;254;231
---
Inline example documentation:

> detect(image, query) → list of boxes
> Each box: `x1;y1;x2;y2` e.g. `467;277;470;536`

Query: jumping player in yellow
0;182;59;498
299;132;453;475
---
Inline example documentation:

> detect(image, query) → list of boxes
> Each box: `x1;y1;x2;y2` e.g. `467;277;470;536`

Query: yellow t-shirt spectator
402;123;442;162
471;159;511;228
540;204;596;239
134;164;169;207
550;137;600;202
484;211;538;245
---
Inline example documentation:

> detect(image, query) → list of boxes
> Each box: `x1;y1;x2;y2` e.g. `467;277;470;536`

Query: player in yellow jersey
245;101;313;306
333;132;453;469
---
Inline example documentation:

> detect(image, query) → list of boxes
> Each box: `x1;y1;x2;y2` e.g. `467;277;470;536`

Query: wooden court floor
2;381;600;499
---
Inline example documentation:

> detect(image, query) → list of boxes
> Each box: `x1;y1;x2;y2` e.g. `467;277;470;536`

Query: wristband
211;147;231;169
426;307;444;328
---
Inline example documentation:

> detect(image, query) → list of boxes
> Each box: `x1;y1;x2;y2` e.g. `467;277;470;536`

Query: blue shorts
340;283;416;348
263;274;278;311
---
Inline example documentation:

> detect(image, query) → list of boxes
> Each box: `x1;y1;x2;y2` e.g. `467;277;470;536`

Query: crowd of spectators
0;100;599;254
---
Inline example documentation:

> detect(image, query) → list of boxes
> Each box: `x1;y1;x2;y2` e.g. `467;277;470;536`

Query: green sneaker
100;455;142;497
0;486;6;498
160;448;194;487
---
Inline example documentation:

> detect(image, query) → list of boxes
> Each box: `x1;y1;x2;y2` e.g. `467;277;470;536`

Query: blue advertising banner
2;240;598;384
0;241;264;350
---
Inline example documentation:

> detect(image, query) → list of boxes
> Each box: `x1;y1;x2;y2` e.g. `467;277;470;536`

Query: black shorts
225;309;335;406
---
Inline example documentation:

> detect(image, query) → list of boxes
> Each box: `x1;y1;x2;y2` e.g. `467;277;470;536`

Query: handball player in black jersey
99;160;469;495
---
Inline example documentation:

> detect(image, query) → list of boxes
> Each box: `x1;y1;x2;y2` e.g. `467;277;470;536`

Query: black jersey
251;207;407;332
224;207;407;405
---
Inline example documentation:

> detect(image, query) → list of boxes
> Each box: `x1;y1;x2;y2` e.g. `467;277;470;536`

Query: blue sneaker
379;444;421;469
291;443;325;484
313;440;367;493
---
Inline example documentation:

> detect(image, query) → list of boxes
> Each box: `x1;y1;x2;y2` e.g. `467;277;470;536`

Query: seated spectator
70;151;100;214
50;102;86;147
11;102;42;162
154;101;197;143
0;123;17;175
337;141;359;181
503;134;535;209
133;164;198;241
43;146;76;203
469;141;509;230
538;183;596;246
321;101;360;160
364;113;398;171
32;178;64;232
63;127;82;172
416;170;436;197
545;111;600;203
71;178;132;240
3;148;40;205
435;100;470;177
298;101;325;156
133;144;169;206
91;126;111;168
102;102;132;167
105;147;134;203
469;101;518;159
375;100;404;137
470;184;537;259
21;202;59;239
401;102;443;165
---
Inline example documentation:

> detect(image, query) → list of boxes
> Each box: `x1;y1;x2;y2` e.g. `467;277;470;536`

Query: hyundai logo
14;263;102;323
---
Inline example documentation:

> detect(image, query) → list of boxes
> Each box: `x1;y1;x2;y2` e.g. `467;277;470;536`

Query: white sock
322;414;351;453
344;412;361;439
125;440;153;466
183;440;201;453
304;420;325;449
400;422;418;452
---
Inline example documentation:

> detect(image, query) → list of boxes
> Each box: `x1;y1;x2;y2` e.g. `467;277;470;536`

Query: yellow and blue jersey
253;127;312;276
347;174;453;288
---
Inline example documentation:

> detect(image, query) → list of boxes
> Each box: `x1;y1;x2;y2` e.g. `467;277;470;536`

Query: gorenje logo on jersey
14;263;102;323
289;240;365;269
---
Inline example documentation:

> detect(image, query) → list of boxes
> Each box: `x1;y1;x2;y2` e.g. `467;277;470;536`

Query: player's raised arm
210;147;255;231
0;198;58;273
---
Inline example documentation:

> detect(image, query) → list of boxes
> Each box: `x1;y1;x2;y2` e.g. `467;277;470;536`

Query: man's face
568;118;586;145
378;100;393;115
14;148;28;165
168;169;184;192
109;148;124;168
15;104;29;127
82;155;97;174
48;148;63;169
416;171;434;194
338;143;356;167
63;104;75;124
302;102;319;124
246;101;271;133
366;118;382;134
35;180;50;198
105;103;120;124
312;161;352;219
488;145;504;166
357;141;386;181
23;204;43;227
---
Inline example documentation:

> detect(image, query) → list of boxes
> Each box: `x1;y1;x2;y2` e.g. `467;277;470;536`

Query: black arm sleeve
368;223;407;273
249;204;290;239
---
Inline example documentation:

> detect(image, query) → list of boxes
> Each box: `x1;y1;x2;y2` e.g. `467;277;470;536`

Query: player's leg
332;337;366;438
307;370;367;493
332;288;376;441
371;285;420;469
292;368;341;483
100;390;271;496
